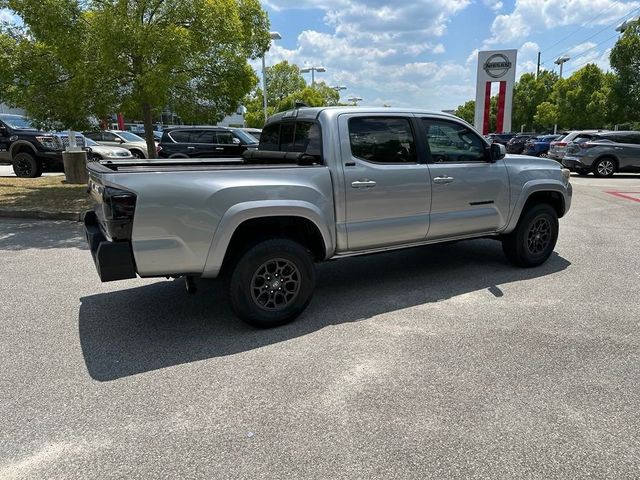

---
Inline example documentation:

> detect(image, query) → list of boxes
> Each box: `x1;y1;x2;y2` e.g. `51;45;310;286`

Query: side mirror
232;137;241;145
490;142;506;161
119;138;125;144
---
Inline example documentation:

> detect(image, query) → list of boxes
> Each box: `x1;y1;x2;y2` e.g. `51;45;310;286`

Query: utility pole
536;51;541;78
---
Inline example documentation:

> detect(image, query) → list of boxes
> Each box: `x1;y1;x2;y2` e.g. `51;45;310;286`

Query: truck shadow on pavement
79;239;571;381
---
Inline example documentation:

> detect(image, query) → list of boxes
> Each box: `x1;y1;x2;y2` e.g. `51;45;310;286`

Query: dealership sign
474;49;517;135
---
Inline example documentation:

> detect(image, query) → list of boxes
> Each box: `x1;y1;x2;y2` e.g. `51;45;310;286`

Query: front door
0;123;11;162
341;114;431;251
215;130;245;158
419;117;510;239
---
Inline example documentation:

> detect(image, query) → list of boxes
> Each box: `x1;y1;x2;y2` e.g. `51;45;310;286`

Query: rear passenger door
419;117;510;239
617;133;640;168
340;114;431;250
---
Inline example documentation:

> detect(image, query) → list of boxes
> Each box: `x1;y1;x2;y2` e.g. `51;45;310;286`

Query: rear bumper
562;157;589;171
84;210;137;282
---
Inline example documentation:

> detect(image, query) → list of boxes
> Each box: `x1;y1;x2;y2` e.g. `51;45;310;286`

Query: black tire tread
502;203;559;268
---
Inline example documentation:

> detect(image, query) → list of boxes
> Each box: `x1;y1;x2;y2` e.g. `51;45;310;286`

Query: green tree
610;19;640;124
553;64;609;129
533;101;558;129
0;0;270;157
264;60;306;105
512;71;558;131
454;100;475;124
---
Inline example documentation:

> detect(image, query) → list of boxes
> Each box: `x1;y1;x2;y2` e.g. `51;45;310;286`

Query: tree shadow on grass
79;239;571;381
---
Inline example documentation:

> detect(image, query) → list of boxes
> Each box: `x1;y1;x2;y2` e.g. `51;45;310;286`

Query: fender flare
202;200;334;277
504;179;569;233
9;140;38;159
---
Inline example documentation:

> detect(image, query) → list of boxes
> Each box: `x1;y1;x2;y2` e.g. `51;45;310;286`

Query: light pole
554;55;570;79
616;16;638;33
330;85;346;105
300;66;326;85
262;31;282;122
347;96;362;106
553;55;570;134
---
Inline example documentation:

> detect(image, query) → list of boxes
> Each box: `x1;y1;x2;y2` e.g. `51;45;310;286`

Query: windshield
232;129;259;144
115;131;144;142
0;114;36;130
84;137;98;146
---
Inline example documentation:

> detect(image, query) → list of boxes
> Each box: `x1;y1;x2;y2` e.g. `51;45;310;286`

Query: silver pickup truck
84;107;572;327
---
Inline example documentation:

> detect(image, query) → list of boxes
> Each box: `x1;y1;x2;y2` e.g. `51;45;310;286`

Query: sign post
474;50;517;135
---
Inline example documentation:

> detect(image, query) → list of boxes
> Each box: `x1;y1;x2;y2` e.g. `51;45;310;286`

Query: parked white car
83;130;151;158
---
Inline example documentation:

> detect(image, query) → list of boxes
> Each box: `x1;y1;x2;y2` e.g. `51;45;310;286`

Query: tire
539;152;548;158
502;203;559;268
593;157;616;178
89;154;102;162
12;152;43;178
169;153;189;159
130;149;145;159
228;239;316;328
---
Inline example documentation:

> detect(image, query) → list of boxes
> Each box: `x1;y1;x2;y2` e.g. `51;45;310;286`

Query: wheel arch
504;180;569;233
202;201;335;278
9;141;38;160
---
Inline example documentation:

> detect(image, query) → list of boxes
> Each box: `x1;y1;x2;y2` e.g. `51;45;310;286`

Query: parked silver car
84;137;134;162
548;130;604;162
562;131;640;177
83;130;151;158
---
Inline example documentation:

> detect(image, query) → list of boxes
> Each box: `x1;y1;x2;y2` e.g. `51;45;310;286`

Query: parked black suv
158;126;258;159
0;114;71;177
506;133;536;154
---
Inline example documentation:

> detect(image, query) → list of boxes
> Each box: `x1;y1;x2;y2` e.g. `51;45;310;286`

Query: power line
541;4;640;64
540;0;623;53
567;32;620;71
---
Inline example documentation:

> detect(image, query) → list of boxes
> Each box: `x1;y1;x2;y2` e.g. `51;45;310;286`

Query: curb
0;209;84;222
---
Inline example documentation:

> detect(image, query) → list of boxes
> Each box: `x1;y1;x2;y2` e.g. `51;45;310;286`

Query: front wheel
593;157;616;177
130;149;145;159
502;203;559;268
228;239;316;328
12;152;43;178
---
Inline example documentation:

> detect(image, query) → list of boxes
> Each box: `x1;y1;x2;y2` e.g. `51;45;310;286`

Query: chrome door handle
433;176;454;184
187;146;195;150
351;180;377;188
215;147;224;151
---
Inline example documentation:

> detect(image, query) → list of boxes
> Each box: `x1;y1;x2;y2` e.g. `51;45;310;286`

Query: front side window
192;130;215;143
422;119;486;163
215;131;235;144
349;117;416;164
103;132;119;142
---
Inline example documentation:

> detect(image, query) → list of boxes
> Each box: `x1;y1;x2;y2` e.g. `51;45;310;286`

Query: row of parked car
0;113;263;177
486;130;640;177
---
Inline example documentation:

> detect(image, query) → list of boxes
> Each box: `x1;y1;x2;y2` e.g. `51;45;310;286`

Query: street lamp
554;55;570;79
616;16;639;33
347;96;363;106
331;85;347;92
300;66;326;85
262;31;282;122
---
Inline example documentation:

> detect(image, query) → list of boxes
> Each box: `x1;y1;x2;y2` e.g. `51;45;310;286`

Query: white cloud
483;0;504;12
0;8;19;24
259;0;474;109
485;0;640;45
567;42;597;55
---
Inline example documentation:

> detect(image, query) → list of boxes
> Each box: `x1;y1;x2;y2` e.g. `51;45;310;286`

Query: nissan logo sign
483;54;512;78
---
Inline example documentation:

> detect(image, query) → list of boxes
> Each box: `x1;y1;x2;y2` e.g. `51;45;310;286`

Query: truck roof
266;106;463;125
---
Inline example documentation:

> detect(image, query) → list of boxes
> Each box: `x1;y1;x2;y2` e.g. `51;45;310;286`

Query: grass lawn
0;176;92;213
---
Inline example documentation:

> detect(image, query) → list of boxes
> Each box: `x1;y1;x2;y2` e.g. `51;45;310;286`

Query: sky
258;0;640;110
1;1;639;112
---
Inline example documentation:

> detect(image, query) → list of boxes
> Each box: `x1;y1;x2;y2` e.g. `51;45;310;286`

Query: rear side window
193;130;215;143
259;121;322;157
169;130;192;143
349;117;416;164
260;123;280;150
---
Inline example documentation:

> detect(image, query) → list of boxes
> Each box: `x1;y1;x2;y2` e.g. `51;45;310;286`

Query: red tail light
553;142;567;147
578;142;597;149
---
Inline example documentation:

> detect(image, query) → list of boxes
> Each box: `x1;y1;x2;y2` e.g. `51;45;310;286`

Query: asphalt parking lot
0;175;639;479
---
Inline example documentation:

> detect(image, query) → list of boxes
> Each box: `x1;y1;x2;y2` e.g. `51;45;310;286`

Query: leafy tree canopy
0;0;271;156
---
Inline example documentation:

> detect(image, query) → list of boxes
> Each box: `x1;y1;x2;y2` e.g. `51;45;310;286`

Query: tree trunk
142;102;157;159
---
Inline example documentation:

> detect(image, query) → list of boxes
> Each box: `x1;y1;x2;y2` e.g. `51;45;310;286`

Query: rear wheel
593;157;616;177
12;152;43;178
130;149;144;159
502;203;559;268
228;238;316;328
